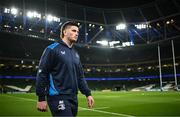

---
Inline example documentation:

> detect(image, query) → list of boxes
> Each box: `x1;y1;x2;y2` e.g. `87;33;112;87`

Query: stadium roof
0;0;179;24
0;0;180;46
61;0;156;9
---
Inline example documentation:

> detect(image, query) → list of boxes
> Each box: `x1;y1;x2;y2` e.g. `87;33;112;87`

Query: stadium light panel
27;11;41;19
116;23;126;30
122;41;134;47
96;40;108;46
54;17;60;22
109;41;120;47
46;14;60;22
47;15;53;22
27;11;33;18
11;8;18;15
4;8;10;13
33;11;41;19
135;24;147;29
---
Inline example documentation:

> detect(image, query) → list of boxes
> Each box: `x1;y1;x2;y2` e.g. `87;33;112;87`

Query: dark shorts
47;95;78;117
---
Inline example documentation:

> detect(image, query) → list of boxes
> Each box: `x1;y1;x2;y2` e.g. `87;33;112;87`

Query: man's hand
37;101;48;112
87;96;94;108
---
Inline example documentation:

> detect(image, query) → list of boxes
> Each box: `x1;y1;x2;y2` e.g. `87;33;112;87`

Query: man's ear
63;30;66;36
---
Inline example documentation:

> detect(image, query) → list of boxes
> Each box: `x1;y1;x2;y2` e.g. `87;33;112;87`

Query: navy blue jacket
36;40;91;101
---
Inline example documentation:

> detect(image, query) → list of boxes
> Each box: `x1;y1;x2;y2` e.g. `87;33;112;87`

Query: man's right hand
37;101;48;112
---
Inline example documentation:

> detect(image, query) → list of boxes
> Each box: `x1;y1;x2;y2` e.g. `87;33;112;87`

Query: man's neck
62;38;73;48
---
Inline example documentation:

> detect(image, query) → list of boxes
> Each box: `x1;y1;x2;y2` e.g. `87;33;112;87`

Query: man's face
64;26;79;43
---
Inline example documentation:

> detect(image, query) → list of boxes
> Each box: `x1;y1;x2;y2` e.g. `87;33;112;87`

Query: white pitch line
92;107;110;110
3;94;135;117
3;94;37;102
79;107;134;117
79;106;109;111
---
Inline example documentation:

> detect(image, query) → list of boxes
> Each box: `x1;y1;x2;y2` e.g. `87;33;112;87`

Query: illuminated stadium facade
0;0;180;92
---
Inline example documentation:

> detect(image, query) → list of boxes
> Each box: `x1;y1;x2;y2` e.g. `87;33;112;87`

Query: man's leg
69;99;78;116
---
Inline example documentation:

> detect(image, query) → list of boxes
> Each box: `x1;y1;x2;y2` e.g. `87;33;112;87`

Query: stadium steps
5;85;32;92
131;84;155;91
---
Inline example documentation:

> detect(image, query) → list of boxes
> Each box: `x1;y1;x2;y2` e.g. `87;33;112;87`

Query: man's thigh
48;98;73;116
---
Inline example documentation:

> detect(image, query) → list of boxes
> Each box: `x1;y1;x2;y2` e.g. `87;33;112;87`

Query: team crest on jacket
58;100;65;110
60;51;65;55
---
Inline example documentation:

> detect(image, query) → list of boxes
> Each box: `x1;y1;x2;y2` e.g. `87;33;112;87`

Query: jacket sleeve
36;47;54;101
78;62;92;97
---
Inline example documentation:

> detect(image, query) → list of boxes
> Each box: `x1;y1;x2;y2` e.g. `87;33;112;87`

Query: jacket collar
58;39;73;49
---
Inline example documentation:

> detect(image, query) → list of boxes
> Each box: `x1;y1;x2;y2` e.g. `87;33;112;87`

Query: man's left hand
87;96;94;108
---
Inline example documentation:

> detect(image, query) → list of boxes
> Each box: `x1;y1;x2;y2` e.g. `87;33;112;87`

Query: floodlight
27;11;33;18
11;8;18;15
46;14;60;22
157;23;160;27
116;23;126;30
109;41;120;47
99;26;104;30
166;21;170;24
4;8;10;13
47;15;53;22
33;11;41;19
27;11;41;19
96;40;108;46
170;19;174;23
135;24;147;29
53;16;60;22
122;41;134;47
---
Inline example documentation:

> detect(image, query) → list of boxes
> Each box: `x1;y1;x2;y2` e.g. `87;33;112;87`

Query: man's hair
60;21;79;38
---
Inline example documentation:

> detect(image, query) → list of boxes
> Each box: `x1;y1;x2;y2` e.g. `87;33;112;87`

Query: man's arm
36;48;54;111
78;62;95;108
78;62;91;96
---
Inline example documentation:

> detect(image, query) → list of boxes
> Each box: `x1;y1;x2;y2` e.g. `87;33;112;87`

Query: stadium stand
0;0;180;92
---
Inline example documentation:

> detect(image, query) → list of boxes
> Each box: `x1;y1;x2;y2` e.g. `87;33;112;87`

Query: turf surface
0;91;180;117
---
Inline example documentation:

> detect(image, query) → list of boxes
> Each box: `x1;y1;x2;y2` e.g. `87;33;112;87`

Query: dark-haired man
36;21;94;116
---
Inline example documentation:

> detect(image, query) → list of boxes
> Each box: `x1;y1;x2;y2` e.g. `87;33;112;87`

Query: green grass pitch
0;91;180;117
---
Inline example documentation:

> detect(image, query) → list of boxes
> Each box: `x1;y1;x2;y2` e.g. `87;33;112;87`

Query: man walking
36;21;94;116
